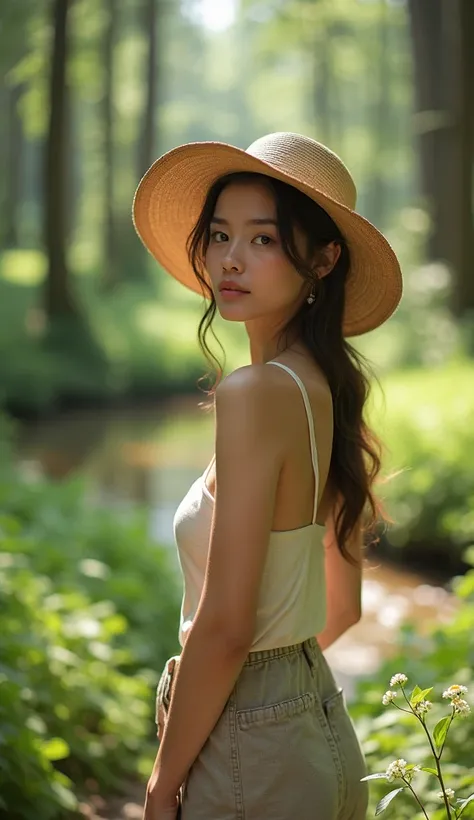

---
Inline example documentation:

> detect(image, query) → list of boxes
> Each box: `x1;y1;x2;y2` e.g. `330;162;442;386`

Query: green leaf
40;737;70;761
409;686;433;707
375;788;405;815
420;767;438;776
50;780;78;811
456;793;474;810
360;773;389;782
433;716;451;752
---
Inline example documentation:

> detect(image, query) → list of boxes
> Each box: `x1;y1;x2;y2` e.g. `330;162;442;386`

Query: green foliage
352;569;474;818
0;267;206;415
0;418;181;819
370;361;474;570
0;253;249;416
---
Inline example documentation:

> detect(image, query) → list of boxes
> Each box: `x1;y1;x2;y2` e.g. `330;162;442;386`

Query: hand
142;788;180;820
156;655;180;742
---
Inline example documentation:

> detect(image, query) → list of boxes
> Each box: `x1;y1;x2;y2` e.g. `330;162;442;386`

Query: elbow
347;605;362;628
216;620;255;655
198;609;254;656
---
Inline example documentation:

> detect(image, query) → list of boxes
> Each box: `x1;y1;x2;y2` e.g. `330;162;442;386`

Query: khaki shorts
156;636;368;820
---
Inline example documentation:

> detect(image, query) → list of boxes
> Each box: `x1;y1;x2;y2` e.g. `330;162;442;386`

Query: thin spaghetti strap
266;361;320;524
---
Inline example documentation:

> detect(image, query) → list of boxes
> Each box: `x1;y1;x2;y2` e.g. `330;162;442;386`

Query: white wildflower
405;765;422;783
437;788;455;800
442;684;468;700
413;699;432;717
382;690;398;706
390;673;408;687
452;697;470;717
385;759;408;783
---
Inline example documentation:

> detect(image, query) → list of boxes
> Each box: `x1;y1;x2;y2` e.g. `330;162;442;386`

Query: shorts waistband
243;636;320;666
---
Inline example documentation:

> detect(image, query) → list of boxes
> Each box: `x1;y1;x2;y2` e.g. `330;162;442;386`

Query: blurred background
1;1;473;818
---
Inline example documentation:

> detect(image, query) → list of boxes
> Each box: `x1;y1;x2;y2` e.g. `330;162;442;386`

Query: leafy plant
362;674;473;818
0;418;181;819
352;562;474;820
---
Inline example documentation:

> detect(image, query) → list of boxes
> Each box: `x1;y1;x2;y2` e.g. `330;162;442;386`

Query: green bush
0;419;181;819
353;567;474;818
371;361;474;571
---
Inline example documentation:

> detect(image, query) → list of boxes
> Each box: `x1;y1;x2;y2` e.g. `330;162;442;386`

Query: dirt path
78;783;144;820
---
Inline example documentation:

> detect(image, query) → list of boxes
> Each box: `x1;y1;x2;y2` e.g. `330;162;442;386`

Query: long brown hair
187;171;386;562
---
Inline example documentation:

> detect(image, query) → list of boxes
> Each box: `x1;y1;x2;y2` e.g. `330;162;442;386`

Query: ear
315;241;342;280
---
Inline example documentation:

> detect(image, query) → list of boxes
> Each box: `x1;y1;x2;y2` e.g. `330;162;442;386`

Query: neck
247;329;305;365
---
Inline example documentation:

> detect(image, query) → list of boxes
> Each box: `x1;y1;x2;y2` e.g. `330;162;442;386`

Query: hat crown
246;132;357;210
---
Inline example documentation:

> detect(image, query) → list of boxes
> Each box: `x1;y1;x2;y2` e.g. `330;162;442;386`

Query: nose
221;244;244;273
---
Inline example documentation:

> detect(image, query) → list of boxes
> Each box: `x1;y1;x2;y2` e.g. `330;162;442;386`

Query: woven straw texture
133;132;403;337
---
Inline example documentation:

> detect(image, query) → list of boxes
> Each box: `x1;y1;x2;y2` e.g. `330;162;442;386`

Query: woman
133;131;403;820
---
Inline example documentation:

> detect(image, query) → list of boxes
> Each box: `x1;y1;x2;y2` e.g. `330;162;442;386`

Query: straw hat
133;132;402;336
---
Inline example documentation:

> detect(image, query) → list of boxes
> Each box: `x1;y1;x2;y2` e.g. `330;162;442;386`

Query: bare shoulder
215;360;330;418
213;364;288;454
215;363;284;412
216;363;279;393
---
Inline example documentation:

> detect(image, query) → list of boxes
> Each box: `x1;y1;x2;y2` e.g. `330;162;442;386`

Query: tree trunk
367;2;389;229
408;0;474;315
129;0;159;282
101;0;117;289
138;0;158;177
313;30;331;146
43;0;78;318
4;83;23;248
451;0;474;314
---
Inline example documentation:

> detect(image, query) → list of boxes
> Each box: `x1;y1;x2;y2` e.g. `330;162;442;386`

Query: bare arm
146;365;284;806
316;502;363;651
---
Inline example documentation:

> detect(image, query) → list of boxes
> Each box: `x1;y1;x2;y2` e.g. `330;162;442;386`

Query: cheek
263;251;303;295
204;245;222;282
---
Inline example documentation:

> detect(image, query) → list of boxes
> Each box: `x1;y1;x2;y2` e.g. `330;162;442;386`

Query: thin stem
400;687;452;820
417;718;452;819
402;777;430;820
392;702;416;716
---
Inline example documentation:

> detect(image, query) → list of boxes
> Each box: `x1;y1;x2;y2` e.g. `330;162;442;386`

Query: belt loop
302;639;315;673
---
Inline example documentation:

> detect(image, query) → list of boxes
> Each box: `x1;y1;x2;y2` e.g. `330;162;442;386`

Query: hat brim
132;141;402;337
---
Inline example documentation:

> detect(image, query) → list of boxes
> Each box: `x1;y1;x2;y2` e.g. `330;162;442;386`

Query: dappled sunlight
2;0;474;813
0;249;46;285
134;302;198;346
326;565;457;700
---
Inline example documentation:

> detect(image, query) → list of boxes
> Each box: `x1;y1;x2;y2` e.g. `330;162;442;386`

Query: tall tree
138;0;159;177
127;0;160;282
4;83;23;248
366;1;390;228
408;0;474;315
101;0;117;289
43;0;78;318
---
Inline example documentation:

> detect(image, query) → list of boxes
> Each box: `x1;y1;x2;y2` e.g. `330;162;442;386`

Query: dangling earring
307;287;316;305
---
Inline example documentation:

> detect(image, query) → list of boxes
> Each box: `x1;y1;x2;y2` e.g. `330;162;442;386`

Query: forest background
1;1;474;818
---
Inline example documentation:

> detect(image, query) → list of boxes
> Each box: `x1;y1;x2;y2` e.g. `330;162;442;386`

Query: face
204;180;310;325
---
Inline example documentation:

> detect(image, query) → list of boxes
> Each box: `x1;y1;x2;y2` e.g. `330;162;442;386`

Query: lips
219;281;250;293
220;287;249;293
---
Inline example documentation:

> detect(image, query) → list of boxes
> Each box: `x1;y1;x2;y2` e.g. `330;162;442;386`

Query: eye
210;230;228;243
253;234;273;245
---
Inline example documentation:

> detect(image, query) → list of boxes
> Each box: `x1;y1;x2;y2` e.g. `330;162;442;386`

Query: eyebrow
210;217;278;226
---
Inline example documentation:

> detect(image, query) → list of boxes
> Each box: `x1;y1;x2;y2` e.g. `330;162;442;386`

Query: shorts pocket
320;687;368;810
237;691;315;730
321;688;345;743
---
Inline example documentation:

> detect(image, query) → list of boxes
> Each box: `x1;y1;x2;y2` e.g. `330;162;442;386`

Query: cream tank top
173;361;327;651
